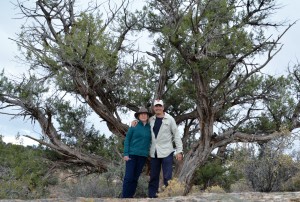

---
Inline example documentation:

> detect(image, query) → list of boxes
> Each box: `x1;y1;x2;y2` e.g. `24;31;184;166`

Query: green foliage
0;142;57;199
0;71;49;105
0;135;3;143
193;158;240;191
236;75;294;134
78;130;122;160
60;13;117;69
49;98;123;160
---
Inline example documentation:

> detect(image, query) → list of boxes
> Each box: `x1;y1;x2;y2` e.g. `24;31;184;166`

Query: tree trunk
177;66;216;195
178;141;213;195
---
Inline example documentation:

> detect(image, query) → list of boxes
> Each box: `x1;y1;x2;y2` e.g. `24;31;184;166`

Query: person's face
138;113;149;122
153;104;164;115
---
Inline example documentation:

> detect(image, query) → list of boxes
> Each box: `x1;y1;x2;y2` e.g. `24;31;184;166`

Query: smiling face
153;104;164;117
138;113;149;123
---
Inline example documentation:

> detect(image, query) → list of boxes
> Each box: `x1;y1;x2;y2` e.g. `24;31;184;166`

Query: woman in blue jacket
122;107;152;198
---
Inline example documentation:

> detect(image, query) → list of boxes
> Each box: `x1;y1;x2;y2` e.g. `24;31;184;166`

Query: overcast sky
0;0;299;146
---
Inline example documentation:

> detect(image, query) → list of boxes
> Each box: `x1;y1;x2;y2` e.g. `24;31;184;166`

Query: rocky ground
2;192;300;202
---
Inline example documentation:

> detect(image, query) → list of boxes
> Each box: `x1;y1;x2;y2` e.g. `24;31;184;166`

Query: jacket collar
153;112;169;119
138;120;150;126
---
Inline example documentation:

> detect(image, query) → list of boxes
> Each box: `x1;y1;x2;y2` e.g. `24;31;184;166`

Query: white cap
154;99;164;106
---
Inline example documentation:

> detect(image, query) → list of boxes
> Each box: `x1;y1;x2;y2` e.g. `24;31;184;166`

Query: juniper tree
0;0;299;194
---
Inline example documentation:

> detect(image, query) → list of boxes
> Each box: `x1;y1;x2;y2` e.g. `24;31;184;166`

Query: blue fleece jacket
123;121;151;157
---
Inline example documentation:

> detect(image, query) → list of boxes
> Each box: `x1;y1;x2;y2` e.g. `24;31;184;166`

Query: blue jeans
122;155;147;198
148;152;174;198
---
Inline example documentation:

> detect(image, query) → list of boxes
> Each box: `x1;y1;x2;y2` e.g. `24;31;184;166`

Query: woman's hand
131;120;138;127
124;156;130;161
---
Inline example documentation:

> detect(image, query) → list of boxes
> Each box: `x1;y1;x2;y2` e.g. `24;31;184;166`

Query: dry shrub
67;174;122;198
189;185;201;194
230;179;253;192
157;178;185;198
205;185;226;193
282;172;300;191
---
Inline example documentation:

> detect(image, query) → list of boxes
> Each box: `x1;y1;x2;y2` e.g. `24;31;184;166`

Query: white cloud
2;134;38;146
0;113;41;146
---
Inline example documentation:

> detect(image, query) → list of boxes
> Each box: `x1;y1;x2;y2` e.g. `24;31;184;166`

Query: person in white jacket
147;99;183;198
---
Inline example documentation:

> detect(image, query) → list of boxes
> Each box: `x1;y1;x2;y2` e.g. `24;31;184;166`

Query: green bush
0;141;57;199
193;158;239;191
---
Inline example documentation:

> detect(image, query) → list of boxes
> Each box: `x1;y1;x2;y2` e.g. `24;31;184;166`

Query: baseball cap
154;99;164;106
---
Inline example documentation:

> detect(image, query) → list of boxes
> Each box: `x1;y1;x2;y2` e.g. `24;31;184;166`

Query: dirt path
1;192;300;201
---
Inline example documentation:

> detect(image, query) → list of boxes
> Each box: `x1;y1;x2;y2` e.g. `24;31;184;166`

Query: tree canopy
0;0;299;194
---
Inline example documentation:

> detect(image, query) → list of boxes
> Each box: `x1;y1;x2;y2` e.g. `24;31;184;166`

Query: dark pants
148;152;174;198
122;155;147;198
